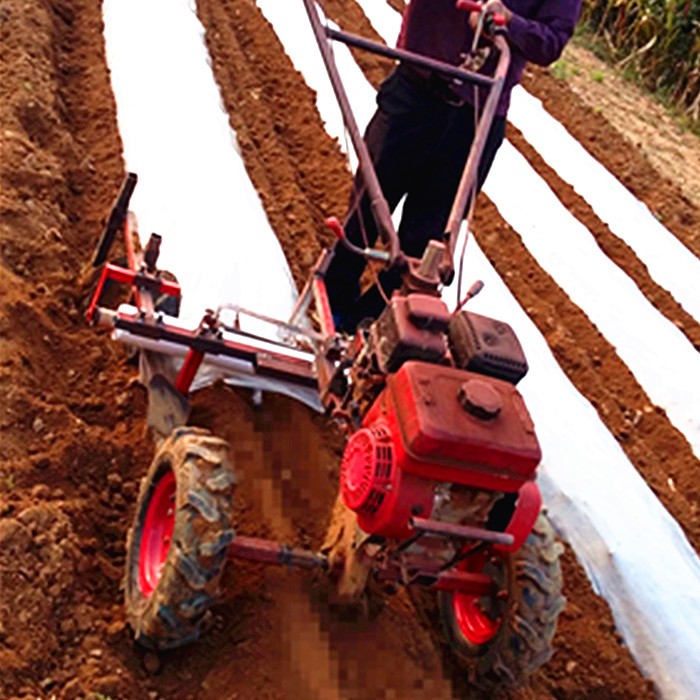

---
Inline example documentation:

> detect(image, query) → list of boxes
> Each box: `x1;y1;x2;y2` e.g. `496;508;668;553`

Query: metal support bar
326;27;496;89
301;0;399;263
432;569;494;594
94;308;318;389
288;248;334;328
228;535;328;570
409;516;514;548
376;562;494;595
92;172;138;267
312;276;336;337
443;36;510;255
175;349;205;394
85;263;181;324
217;303;324;344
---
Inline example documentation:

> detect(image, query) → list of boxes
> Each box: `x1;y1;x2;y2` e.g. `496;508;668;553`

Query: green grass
549;60;571;81
579;0;700;130
549;59;582;81
571;25;700;138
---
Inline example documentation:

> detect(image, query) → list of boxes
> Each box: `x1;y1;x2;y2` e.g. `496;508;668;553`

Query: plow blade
147;373;191;437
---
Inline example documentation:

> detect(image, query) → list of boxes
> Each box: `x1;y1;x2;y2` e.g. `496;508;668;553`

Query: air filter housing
449;310;528;384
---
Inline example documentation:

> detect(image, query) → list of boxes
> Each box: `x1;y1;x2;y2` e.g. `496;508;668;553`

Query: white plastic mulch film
102;0;297;326
102;0;320;409
102;0;700;697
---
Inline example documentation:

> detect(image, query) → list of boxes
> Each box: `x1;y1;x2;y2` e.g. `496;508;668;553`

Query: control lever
454;279;485;313
326;216;391;263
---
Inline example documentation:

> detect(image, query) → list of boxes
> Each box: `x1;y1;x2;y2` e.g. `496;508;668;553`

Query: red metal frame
452;548;503;644
175;349;205;395
94;305;317;388
85;262;182;324
496;480;542;553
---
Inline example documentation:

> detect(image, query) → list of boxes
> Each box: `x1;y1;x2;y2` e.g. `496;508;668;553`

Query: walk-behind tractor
86;0;565;689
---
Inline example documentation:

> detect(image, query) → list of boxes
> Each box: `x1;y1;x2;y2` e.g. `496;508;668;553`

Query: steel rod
444;36;510;253
301;0;399;262
432;569;494;594
326;27;496;89
228;535;328;570
410;516;515;547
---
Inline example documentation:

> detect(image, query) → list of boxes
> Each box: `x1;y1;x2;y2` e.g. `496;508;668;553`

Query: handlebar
456;0;507;27
302;0;510;276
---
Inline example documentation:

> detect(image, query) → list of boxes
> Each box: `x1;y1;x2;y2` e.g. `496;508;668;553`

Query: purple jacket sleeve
506;0;582;66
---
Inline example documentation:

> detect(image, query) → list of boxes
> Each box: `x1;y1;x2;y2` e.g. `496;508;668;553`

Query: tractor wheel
439;513;565;689
124;427;236;650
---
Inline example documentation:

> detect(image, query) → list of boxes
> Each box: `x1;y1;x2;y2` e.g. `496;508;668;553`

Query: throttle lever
326;217;391;263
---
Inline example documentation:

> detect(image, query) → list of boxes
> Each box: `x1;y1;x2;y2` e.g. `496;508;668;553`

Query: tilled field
1;1;698;699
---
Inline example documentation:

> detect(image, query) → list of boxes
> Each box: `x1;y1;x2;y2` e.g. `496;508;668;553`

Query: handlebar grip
456;0;482;11
455;0;507;26
326;216;346;241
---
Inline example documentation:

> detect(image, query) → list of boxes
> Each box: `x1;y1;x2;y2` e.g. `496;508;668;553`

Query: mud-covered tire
124;427;236;650
439;513;565;689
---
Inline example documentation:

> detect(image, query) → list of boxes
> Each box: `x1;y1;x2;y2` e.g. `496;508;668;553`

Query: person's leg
350;103;472;322
350;111;506;325
324;70;448;329
397;105;476;258
398;107;506;257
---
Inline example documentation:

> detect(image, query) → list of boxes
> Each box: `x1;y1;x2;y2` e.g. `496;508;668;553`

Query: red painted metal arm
85;263;182;324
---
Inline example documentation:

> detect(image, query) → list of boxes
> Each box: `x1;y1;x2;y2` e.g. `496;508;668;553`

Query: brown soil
0;0;697;699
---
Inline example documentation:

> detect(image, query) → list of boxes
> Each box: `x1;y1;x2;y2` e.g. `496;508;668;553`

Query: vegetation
580;0;700;126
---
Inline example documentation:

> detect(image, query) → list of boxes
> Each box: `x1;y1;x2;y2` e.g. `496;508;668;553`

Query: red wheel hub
452;550;503;645
138;469;176;597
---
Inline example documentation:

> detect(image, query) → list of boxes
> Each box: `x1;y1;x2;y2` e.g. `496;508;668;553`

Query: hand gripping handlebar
456;0;507;27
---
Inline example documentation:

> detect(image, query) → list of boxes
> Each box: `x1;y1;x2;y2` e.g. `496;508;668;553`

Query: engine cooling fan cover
340;420;435;539
340;423;394;516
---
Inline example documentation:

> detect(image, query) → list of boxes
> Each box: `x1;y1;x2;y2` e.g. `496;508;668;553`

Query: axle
226;530;503;597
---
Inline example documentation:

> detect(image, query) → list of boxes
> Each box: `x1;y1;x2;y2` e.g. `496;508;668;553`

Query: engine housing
339;360;541;539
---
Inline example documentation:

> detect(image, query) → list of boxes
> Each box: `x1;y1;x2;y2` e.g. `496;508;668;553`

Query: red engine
339;360;541;539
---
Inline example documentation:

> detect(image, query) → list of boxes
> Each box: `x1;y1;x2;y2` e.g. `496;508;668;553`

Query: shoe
332;312;357;336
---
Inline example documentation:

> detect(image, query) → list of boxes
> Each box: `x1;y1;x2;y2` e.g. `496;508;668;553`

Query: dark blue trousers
325;67;506;332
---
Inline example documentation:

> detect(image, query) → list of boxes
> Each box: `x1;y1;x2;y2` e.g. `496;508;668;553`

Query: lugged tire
124;427;236;650
439;513;566;689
